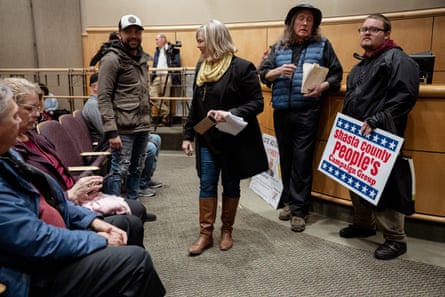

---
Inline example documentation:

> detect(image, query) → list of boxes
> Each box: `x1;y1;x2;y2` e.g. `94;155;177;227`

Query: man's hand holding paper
301;63;329;95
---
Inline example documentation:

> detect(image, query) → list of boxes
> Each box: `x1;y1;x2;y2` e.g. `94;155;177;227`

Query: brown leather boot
219;197;239;251
188;198;217;256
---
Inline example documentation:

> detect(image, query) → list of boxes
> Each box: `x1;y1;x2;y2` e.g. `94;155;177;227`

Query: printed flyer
250;134;283;209
318;113;404;206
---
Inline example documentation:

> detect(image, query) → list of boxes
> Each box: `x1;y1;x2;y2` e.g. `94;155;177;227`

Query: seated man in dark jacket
0;81;166;297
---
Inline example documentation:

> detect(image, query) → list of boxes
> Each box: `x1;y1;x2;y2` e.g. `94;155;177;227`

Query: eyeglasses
19;103;41;113
358;27;386;34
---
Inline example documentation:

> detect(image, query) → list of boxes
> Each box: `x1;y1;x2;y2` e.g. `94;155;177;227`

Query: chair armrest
80;151;111;157
67;165;100;171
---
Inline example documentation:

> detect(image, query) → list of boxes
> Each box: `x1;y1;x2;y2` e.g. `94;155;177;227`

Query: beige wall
0;0;82;68
0;0;444;69
0;0;36;67
82;8;445;85
81;0;445;27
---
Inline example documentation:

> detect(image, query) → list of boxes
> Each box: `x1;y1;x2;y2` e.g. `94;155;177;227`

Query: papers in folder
193;116;216;135
215;113;247;136
193;113;247;136
301;63;329;93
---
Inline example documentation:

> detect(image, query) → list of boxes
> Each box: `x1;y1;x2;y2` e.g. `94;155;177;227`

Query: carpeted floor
141;153;445;297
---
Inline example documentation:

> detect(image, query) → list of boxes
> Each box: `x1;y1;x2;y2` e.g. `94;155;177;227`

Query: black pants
274;106;320;218
125;198;148;222
102;198;147;247
104;214;144;247
30;246;166;297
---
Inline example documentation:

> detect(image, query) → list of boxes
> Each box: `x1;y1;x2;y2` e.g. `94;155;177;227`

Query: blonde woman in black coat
182;19;268;256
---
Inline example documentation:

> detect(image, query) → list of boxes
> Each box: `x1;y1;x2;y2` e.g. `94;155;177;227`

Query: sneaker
139;187;156;197
144;212;157;222
147;179;163;189
374;240;407;260
278;205;291;221
290;216;306;232
339;224;376;238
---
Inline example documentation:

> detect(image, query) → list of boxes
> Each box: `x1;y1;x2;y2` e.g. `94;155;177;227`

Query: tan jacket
98;45;151;138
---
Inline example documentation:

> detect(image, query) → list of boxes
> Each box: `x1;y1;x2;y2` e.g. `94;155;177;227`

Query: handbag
377;154;415;215
375;112;416;215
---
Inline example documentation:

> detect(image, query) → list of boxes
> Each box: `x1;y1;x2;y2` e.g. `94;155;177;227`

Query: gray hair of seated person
0;81;14;119
2;77;43;105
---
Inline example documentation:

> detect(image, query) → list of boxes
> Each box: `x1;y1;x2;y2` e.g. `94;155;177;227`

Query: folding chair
60;113;111;176
36;120;104;178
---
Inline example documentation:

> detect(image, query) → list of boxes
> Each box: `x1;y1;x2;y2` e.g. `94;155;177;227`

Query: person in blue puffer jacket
259;3;343;233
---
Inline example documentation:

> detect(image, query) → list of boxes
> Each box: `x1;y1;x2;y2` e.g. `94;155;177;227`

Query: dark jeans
106;132;148;200
274;106;320;218
30;246;166;297
199;146;240;198
140;133;161;189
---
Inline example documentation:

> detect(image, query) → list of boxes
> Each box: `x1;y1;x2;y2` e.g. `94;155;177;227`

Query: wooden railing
0;67;195;114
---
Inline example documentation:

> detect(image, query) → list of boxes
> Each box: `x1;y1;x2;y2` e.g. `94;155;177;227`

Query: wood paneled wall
262;85;445;223
82;8;445;83
81;8;445;223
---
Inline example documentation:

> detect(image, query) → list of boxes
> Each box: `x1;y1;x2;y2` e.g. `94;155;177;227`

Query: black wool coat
183;56;268;179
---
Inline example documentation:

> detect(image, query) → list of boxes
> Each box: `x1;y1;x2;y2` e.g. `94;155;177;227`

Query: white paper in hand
301;63;329;93
215;113;247;136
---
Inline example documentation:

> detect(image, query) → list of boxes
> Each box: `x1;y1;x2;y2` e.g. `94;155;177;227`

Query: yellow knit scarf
196;54;233;87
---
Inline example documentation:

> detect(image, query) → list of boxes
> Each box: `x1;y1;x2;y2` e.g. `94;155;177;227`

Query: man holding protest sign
339;14;419;260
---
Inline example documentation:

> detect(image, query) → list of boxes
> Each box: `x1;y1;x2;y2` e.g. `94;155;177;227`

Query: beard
361;44;373;51
360;39;374;51
122;39;141;52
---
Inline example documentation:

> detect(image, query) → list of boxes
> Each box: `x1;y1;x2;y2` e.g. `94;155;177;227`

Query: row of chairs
36;110;110;179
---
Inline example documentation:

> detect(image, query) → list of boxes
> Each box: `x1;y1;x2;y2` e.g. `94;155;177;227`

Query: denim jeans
106;132;148;200
199;146;240;198
140;133;161;189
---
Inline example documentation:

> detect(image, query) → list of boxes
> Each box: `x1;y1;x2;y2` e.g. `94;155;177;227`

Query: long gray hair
280;14;321;48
